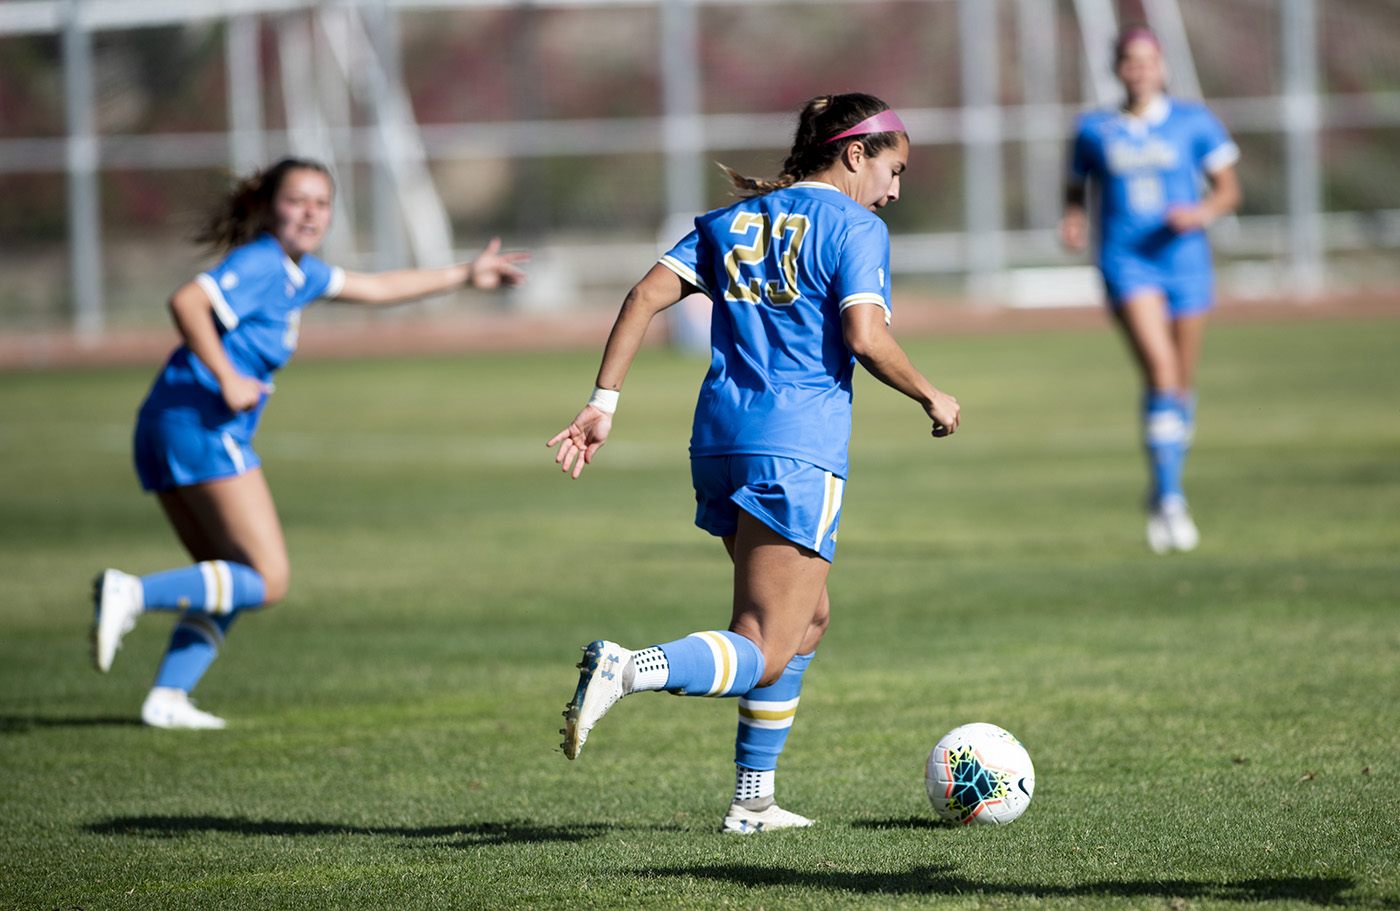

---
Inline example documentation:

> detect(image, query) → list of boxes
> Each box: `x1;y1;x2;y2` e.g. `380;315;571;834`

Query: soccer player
91;157;528;728
546;93;960;833
1060;27;1241;553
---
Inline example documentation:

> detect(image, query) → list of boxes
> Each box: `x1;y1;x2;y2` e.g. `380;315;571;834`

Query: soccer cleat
1163;500;1200;552
141;686;227;730
720;801;815;834
561;640;630;760
1145;510;1173;555
1147;495;1199;554
92;569;144;673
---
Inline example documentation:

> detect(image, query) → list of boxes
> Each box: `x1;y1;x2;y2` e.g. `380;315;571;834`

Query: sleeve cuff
659;255;710;296
323;266;346;299
1203;141;1241;174
838;293;892;326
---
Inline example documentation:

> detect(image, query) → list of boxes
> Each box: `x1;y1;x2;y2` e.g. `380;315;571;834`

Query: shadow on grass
0;715;142;732
634;862;1389;906
851;815;945;831
86;815;658;847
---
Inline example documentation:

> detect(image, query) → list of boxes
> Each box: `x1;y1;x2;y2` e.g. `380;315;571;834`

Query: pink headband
824;110;907;144
1115;27;1160;58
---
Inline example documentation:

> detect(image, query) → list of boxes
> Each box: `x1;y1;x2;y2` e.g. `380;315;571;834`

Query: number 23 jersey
660;181;892;477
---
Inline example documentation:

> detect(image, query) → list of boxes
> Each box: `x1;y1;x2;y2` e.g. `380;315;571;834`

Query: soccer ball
925;722;1035;825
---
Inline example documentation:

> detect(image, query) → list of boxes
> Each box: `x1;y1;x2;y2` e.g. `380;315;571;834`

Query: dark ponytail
722;93;905;197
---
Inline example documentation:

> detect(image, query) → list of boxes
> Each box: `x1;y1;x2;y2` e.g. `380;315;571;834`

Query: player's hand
927;389;960;438
546;405;613;479
1058;211;1088;252
220;373;272;413
1164;205;1210;234
468;237;530;290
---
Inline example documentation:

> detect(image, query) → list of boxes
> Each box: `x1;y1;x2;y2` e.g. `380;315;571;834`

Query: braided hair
722;93;905;197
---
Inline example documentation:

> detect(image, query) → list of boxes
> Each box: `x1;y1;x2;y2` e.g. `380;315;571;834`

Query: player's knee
256;561;290;607
756;664;785;689
755;646;795;688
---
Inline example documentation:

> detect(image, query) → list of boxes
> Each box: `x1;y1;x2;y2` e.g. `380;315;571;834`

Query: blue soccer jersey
660;181;893;477
139;232;345;444
1070;96;1238;302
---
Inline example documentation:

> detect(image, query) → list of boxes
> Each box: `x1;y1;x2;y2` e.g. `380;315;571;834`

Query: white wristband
588;386;619;414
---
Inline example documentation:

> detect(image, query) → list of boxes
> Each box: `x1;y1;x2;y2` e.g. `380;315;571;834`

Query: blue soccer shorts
1102;258;1215;319
691;454;845;563
134;413;261;492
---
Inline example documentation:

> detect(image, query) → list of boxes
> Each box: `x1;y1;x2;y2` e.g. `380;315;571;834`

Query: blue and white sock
1144;390;1188;506
1177;389;1198;452
627;631;765;697
735;650;813;773
140;560;266;615
152;612;237;693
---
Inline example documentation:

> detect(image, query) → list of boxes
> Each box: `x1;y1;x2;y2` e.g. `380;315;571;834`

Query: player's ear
843;140;866;171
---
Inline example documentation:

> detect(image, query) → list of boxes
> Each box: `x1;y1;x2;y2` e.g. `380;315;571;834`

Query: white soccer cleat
560;639;630;760
92;569;144;673
1147;495;1199;554
1145;510;1173;555
721;801;815;834
141;687;227;730
1163;500;1200;552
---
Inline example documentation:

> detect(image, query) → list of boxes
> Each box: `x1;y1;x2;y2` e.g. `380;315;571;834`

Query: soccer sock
649;631;765;697
733;767;776;807
1144;390;1188;505
140;561;266;615
627;646;670;693
152;611;237;693
735;650;813;773
1177;389;1198;452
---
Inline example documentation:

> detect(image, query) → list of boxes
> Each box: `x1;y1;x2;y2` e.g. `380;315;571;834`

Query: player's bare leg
1116;292;1197;552
716;511;828;832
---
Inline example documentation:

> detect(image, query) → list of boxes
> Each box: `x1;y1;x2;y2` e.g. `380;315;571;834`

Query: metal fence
1;0;1397;337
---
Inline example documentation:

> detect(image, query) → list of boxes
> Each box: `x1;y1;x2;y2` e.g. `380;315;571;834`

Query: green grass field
2;316;1398;910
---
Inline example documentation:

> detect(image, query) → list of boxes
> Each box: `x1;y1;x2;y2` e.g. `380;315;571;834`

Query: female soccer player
546;93;960;833
1060;27;1241;553
92;157;528;728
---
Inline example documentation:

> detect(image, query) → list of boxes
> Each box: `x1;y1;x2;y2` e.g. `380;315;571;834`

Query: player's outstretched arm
841;302;960;437
336;238;529;304
546;264;689;477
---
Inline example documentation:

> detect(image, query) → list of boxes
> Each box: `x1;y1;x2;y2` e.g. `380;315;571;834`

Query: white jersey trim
838;292;892;325
196;273;239;330
282;254;306;289
323;266;346;299
1203;141;1241;174
659;254;711;296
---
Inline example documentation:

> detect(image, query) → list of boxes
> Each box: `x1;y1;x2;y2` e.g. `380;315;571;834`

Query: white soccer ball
925;722;1035;825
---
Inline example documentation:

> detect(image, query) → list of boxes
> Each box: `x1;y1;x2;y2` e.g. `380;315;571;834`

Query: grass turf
1;316;1398;910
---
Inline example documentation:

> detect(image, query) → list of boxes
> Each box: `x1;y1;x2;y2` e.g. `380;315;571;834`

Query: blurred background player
1060;26;1240;554
92;156;529;728
546;93;960;833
